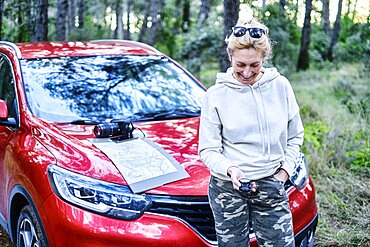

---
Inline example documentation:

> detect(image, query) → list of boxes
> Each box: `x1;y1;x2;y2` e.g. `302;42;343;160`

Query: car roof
9;40;163;59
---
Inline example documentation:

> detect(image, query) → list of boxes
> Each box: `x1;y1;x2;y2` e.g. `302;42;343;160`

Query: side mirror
0;100;8;120
0;99;17;128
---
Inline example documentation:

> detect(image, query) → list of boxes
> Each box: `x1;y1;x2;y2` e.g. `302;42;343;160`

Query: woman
198;18;304;247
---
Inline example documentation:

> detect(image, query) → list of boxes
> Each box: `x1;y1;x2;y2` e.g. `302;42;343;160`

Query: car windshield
21;55;205;123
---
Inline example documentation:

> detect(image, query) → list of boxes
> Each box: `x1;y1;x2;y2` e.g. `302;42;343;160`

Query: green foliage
292;63;370;245
302;120;330;149
347;129;370;169
314;169;369;246
68;17;109;41
309;26;330;64
199;63;219;88
174;20;224;78
256;3;301;73
296;63;369;169
334;15;370;63
333;79;370;121
2;1;30;42
332;73;369;171
153;1;184;57
0;0;368;76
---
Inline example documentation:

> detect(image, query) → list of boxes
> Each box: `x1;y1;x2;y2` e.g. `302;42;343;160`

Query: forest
0;0;369;246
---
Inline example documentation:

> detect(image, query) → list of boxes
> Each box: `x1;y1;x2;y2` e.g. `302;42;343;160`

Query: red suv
0;40;317;246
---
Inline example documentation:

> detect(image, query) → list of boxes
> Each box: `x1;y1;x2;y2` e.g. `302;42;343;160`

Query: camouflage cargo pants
208;175;295;247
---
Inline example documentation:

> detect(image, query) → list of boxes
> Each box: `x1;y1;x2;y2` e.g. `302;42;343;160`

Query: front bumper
42;195;210;247
295;213;318;247
41;178;317;247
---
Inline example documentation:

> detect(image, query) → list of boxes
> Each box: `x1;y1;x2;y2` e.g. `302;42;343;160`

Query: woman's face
230;48;263;85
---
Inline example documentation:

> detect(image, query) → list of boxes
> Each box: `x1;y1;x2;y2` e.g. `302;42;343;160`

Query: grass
291;63;369;246
199;62;219;88
199;62;370;246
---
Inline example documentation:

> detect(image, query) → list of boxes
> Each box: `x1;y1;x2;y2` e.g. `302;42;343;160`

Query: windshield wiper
110;108;200;122
151;108;200;120
66;118;101;125
131;108;200;121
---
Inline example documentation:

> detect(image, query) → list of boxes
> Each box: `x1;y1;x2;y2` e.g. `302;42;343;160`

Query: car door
0;54;18;221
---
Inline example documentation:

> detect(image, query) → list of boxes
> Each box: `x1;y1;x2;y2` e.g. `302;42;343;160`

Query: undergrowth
290;63;369;246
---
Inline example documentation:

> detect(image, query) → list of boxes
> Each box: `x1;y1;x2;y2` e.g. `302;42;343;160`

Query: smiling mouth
240;73;255;81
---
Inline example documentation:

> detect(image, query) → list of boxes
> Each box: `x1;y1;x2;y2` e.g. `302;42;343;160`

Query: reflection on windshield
21;55;205;123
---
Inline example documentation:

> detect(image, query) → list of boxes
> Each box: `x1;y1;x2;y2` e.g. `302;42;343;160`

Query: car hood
35;117;210;196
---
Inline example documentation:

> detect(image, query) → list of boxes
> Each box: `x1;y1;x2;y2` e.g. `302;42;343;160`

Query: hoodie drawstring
250;84;271;160
259;85;271;160
250;88;265;155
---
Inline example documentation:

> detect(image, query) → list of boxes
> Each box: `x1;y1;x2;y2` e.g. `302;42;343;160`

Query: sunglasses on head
231;27;266;38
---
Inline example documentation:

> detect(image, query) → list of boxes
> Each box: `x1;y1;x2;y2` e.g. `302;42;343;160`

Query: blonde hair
226;18;272;62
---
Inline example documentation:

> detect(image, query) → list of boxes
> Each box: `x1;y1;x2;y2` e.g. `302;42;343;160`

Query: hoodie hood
215;67;280;90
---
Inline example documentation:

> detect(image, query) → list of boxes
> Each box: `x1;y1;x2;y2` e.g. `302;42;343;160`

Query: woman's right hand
227;166;257;192
227;166;246;190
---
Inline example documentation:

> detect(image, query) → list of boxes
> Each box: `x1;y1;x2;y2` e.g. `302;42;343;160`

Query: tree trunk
346;0;351;16
279;0;286;14
123;0;131;40
16;2;27;42
138;0;151;42
56;0;68;41
67;0;75;39
296;0;313;71
326;0;343;61
147;0;161;46
322;0;330;35
198;0;211;26
351;0;358;22
182;0;190;32
0;0;5;40
220;0;239;72
35;0;49;41
293;0;299;24
114;0;122;39
172;0;182;35
25;0;35;41
77;0;84;29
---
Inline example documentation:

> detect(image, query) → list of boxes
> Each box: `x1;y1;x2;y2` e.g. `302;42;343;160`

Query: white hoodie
198;67;304;181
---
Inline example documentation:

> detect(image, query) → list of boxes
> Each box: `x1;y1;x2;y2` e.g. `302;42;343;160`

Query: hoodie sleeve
198;90;237;177
281;82;304;177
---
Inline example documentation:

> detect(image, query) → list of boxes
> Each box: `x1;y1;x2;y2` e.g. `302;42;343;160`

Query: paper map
90;138;189;193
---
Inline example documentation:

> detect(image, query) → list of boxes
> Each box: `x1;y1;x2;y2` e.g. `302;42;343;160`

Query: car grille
147;195;217;243
147;181;294;244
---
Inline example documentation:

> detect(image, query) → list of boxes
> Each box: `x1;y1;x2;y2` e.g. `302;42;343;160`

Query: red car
0;40;317;247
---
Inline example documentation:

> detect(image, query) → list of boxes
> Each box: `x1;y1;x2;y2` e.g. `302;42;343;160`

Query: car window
0;56;17;119
21;55;205;123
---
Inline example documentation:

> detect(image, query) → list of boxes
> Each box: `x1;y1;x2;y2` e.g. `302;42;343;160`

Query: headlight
48;165;152;220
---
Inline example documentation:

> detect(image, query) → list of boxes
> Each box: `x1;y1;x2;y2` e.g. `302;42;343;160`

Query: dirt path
0;226;14;246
